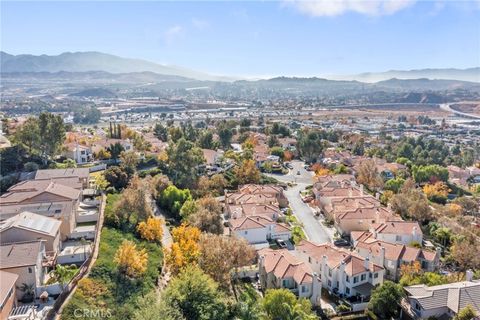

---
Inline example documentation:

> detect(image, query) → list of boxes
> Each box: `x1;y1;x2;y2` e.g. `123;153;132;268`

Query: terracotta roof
239;184;284;195
0;241;44;269
356;239;438;263
35;168;89;180
1;180;81;205
202;149;218;165
0;270;18;307
229;215;274;231
228;203;280;219
0;211;61;237
373;221;422;236
260;249;313;284
226;192;278;205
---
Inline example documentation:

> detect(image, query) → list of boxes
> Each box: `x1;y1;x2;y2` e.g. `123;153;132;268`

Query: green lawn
62;194;163;319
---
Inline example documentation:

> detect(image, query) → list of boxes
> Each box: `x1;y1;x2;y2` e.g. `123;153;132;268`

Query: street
266;160;332;244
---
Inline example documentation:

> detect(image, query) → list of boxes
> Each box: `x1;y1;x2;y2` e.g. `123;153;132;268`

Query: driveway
266;160;332;244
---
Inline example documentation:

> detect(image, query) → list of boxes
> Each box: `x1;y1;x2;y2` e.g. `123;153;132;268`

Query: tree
38;112;66;161
13;117;40;154
166;138;205;188
153;123;169;141
164;224;201;275
356;159;383;190
187;197;223;234
114;240;148;278
95;148;111;160
50;264;78;288
73;106;101;124
235;159;261;185
391;185;433;223
158;185;192;219
150;174;172;199
137;217;164;243
453;197;479;216
261;289;316;320
384;177;405;193
104;166;130;190
107;142;125;161
120;151;140;171
450;233;480;270
367;281;405;319
432;227;453;247
270;146;284;160
110;177;153;229
162;266;230;320
198;234;255;287
179;199;198;220
412;164;449;184
218;127;233;149
296;130;324;163
94;173;109;191
454;305;477;320
423;182;450;204
133;291;185;320
198;130;214;149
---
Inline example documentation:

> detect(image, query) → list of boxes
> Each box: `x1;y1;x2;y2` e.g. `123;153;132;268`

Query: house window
244;231;248;235
415;303;421;311
346;287;350;295
346;275;350;282
396;235;402;242
374;273;379;279
308;257;311;263
361;274;366;281
328;280;331;287
302;286;306;293
28;267;33;273
353;276;359;283
328;269;332;277
336;281;339;288
282;280;288;287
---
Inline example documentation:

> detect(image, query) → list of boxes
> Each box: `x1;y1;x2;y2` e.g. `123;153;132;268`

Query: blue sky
2;1;480;77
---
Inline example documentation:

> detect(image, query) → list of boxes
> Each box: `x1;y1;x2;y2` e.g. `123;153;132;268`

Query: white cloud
192;18;209;29
286;0;416;17
163;25;184;45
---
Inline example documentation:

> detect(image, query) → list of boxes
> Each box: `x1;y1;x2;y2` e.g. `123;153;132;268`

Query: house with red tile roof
370;221;423;245
229;215;291;245
355;238;440;280
295;240;384;303
258;248;322;306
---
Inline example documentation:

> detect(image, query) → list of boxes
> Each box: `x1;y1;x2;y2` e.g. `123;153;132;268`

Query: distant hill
69;88;116;98
0;51;234;82
330;68;480;83
374;78;480;91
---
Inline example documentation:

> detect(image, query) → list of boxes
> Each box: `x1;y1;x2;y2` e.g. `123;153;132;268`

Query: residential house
63;143;93;164
0;180;81;239
0;212;62;252
229;215;291;245
355;239;439;280
34;168;90;189
295;240;384;303
370;221;423;245
322;195;380;221
334;207;396;236
91;138;133;155
225;203;281;220
238;184;289;208
258;248;322;306
0;271;18;320
0;241;47;300
403;275;480;319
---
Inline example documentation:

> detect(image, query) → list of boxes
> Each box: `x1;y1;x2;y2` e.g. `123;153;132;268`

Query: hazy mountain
374;78;480;91
0;51;235;82
329;68;480;83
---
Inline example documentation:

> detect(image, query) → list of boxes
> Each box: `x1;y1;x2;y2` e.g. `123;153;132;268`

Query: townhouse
229;215;291;245
63;142;93;164
354;239;439;280
295;240;384;303
0;271;18;319
0;211;62;252
258;248;322;306
370;221;423;245
335;207;397;236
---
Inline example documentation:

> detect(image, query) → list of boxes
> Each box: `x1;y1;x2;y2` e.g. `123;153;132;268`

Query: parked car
296;170;301;175
333;239;350;247
276;239;287;249
285;162;293;169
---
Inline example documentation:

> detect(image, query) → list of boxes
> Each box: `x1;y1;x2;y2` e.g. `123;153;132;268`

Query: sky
1;0;480;77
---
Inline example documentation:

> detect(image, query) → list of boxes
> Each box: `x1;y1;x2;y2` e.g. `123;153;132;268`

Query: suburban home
258;248;322;306
228;215;291;245
63;143;93;164
0;241;47;300
370;221;423;245
238;184;289;208
354;239;440;280
403;274;480;319
91;138;133;155
202;149;221;166
0;271;18;320
315;186;364;211
322;195;380;220
295;240;384;305
34;168;90;189
334;207;397;236
225;203;281;220
0;180;81;239
0;212;62;252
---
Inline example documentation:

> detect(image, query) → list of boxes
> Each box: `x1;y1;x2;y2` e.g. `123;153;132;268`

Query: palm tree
52;265;78;288
18;283;35;302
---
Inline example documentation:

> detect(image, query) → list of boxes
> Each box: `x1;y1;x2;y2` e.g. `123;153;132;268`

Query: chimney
412;226;417;237
375;192;380;200
364;257;370;270
360;185;364;194
380;246;386;263
349;189;353;197
466;270;474;282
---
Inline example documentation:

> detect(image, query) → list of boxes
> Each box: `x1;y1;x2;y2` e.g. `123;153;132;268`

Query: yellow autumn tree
234;159;261;185
315;167;331;177
164;224;201;275
423;181;450;203
137;217;164;243
114;240;148;278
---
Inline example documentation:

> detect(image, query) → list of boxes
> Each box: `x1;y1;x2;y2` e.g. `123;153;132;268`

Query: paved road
440;103;480;120
266;160;332;244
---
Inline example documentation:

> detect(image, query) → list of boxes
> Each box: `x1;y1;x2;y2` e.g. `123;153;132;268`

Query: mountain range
1;51;479;83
